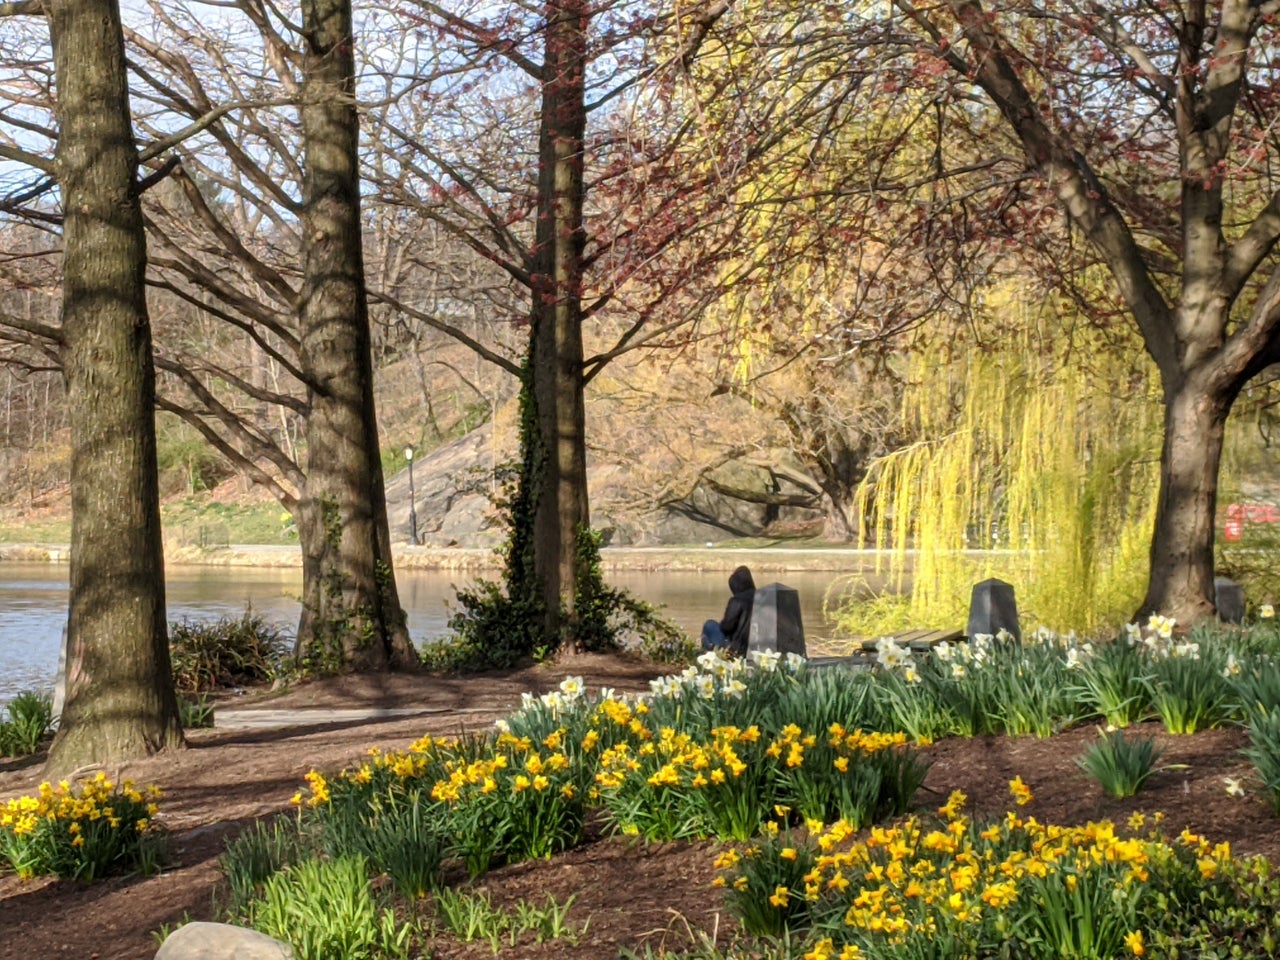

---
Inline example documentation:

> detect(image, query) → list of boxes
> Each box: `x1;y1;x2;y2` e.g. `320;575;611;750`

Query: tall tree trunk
527;0;590;642
1140;374;1233;624
45;0;183;774
294;0;417;670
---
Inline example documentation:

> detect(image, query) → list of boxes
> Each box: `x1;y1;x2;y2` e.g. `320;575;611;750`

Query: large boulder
154;922;293;960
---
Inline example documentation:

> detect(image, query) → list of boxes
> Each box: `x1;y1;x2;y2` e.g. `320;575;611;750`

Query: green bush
1077;727;1163;798
169;606;288;693
0;690;53;757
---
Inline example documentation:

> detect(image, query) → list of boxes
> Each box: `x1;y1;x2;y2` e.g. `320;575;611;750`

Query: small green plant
432;887;512;953
0;690;53;757
220;816;316;917
169;606;288;693
432;887;588;952
1145;646;1234;734
1068;638;1152;728
247;855;416;960
1243;711;1280;815
1077;727;1163;798
512;893;587;944
320;790;445;899
151;913;193;947
1228;656;1280;726
178;693;215;729
719;824;819;937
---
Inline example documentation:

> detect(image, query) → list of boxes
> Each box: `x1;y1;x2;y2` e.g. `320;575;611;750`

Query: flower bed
0;773;163;881
227;617;1280;958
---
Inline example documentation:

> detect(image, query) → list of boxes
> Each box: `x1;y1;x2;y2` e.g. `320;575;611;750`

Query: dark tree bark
42;0;183;772
294;0;418;670
526;0;590;641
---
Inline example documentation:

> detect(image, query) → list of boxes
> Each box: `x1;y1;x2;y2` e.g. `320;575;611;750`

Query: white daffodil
1222;654;1242;678
494;718;510;733
1261;604;1276;619
696;650;724;674
721;678;747;699
783;652;807;672
876;636;911;670
951;662;966;680
1122;622;1142;646
649;676;677;697
1065;647;1085;671
749;649;782;673
933;641;954;662
1146;613;1177;640
559;675;585;699
1224;777;1246;797
540;691;565;714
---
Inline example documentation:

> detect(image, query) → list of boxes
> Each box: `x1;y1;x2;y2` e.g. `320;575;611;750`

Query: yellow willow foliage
838;316;1163;636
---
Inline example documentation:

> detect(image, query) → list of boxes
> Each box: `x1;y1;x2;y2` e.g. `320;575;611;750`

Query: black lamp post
405;445;418;545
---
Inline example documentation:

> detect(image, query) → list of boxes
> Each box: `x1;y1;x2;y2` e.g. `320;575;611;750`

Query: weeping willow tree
838;292;1165;636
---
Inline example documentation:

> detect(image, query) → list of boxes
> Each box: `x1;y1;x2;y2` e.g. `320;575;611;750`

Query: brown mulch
2;658;1279;960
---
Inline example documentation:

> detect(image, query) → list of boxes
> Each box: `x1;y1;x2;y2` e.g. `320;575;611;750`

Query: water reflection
0;562;847;704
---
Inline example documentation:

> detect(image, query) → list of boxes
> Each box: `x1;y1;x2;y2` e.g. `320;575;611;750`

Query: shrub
220;816;317;917
169;606;288;693
1077;727;1163;798
0;690;53;757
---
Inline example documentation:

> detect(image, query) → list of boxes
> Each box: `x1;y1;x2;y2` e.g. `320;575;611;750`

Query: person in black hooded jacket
718;565;756;657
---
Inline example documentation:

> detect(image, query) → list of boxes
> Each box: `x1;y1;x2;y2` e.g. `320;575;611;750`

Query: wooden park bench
806;627;967;669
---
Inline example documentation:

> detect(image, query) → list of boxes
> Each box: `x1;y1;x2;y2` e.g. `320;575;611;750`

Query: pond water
0;562;856;705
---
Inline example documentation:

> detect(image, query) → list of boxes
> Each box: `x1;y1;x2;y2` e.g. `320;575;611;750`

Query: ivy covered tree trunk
45;0;183;774
526;0;590;643
294;0;417;670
